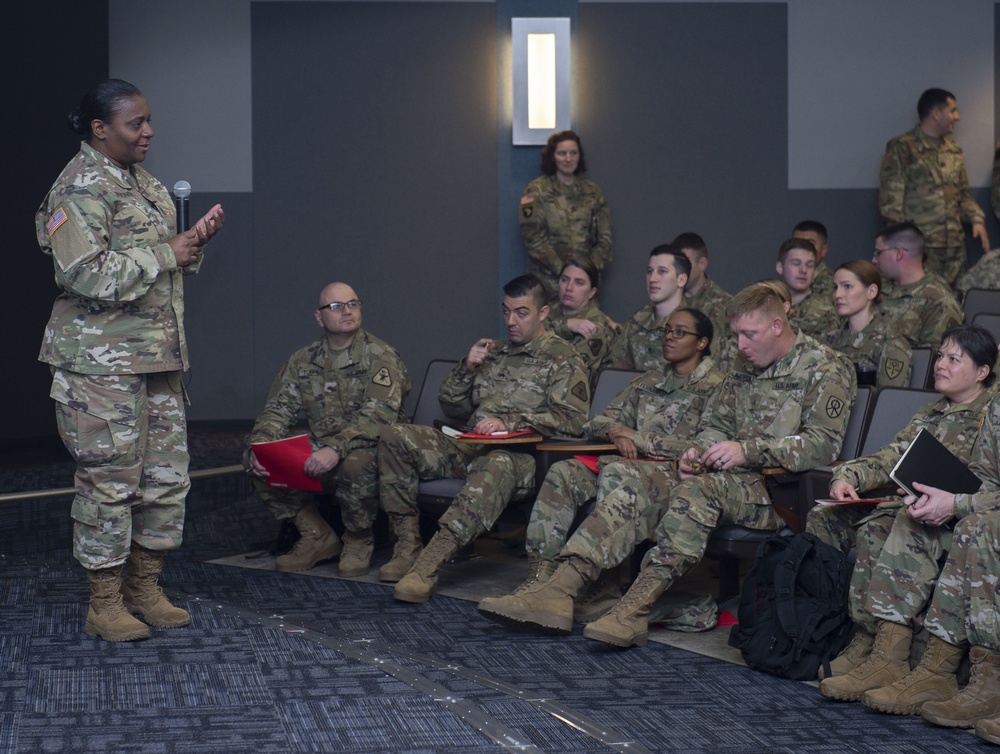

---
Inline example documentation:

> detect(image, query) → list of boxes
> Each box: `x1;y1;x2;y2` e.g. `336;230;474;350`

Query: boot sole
393;588;432;604
274;548;342;573
978;727;1000;745
378;571;407;583
123;602;191;628
338;564;372;578
476;604;572;634
85;621;151;642
921;708;980;728
861;696;925;715
582;624;647;648
818;682;865;702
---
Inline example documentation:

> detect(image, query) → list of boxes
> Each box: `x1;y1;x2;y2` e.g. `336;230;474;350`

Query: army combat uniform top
825;309;913;388
603;303;673;371
37;142;200;569
684;277;733;367
789;287;839;340
879;125;985;284
881;273;963;349
248;330;410;528
812;262;834;298
545;300;617;371
519;175;613;299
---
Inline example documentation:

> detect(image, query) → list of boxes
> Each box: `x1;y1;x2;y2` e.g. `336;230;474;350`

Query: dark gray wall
3;3;109;441
247;2;499;414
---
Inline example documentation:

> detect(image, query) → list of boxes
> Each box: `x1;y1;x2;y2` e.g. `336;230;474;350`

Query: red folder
250;434;323;492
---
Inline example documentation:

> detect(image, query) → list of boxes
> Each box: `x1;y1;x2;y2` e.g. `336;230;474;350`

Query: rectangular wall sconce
512;17;571;146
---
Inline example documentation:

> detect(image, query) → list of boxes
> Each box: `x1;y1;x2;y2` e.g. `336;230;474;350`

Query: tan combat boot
819;621;912;702
275;502;342;573
582;568;668;648
922;647;1000;728
85;565;152;642
978;712;1000;745
338;528;374;577
121;546;191;628
863;634;964;714
476;560;586;633
379;514;423;583
477;556;557;608
574;562;629;623
393;528;460;603
818;626;875;680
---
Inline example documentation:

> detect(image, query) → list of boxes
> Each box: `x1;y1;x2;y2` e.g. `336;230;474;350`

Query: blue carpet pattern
0;432;987;752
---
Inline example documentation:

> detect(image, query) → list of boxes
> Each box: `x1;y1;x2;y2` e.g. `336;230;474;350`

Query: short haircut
940;324;998;387
727;284;788;323
777;237;817;264
674;307;714;355
68;78;143;136
670;232;708;260
649;244;692;279
793;220;828;242
917;88;956;121
559;257;600;290
503;274;547;307
754;278;792;308
540;130;587;176
877;221;925;259
836;260;883;305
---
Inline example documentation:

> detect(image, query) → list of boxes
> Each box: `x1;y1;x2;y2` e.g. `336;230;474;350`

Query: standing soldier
245;282;410;578
520;131;613;300
379;274;590;602
879;87;988;286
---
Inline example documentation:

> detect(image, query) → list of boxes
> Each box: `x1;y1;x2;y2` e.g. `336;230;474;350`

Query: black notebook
889;427;982;498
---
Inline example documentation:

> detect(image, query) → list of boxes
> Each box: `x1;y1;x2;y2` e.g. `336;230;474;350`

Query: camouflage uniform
881;273;963;349
545;300;617;370
379;328;589;546
825;308;913;389
519;175;613;299
684;278;734;371
526;358;725;560
790;287;839;339
957;250;1000;298
603;303;675;371
561;332;855;584
846;389;995;633
813;261;835;298
248;330;410;530
806;390;993;556
923;512;1000;648
879;125;986;285
36;143;202;570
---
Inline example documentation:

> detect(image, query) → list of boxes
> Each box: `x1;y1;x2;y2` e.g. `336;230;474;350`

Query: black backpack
728;532;853;680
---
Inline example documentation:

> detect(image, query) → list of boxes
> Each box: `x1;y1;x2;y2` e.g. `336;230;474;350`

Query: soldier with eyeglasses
245;282;410;578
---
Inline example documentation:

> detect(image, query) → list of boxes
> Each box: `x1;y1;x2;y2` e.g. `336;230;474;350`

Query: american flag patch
46;207;69;236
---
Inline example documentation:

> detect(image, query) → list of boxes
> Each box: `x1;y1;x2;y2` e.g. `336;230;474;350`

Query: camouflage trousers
926;513;1000;650
527;456;655;562
378;424;535;546
253;447;378;532
806;502;872;553
925;245;965;288
561;467;781;586
844;506;899;631
51;368;189;570
860;508;952;632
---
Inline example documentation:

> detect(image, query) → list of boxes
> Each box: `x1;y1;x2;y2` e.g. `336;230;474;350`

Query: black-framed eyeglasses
873;245;897;258
663;328;698;339
318;299;362;312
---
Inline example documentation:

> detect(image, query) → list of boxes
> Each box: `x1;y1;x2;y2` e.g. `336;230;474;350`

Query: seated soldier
545;258;618;371
245;282;410;577
827;260;912;388
818;328;997;703
478;308;724;619
603;245;690;370
674;232;733;369
378;274;590;603
479;285;855;645
875;222;964;349
776;236;838;338
919;510;1000;744
792;219;835;297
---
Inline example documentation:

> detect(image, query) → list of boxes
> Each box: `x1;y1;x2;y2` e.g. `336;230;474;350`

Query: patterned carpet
0;431;986;753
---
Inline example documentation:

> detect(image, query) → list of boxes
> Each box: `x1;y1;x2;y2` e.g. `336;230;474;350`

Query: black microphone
172;180;191;233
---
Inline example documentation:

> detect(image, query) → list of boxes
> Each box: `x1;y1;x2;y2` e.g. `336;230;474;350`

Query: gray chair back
859;387;937;457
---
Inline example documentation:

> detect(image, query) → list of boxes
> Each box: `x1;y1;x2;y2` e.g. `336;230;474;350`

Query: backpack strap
771;535;814;639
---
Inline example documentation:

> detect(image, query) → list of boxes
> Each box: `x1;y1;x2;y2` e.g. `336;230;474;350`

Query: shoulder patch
372;367;392;387
825;395;845;419
571;380;588;403
884;358;903;380
46;206;69;236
